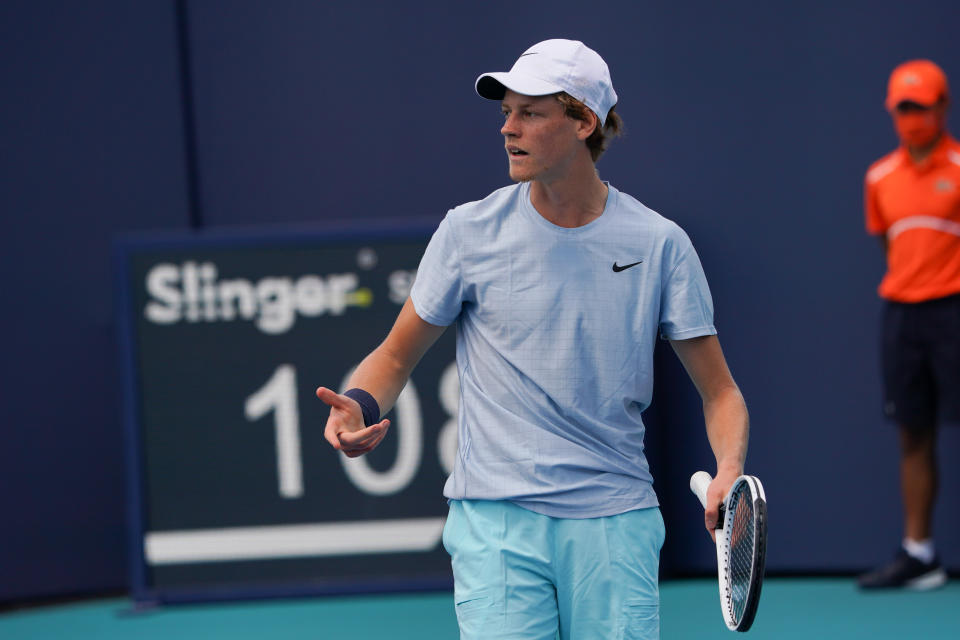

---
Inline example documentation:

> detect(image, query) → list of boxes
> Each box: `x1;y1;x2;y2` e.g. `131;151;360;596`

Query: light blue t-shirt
410;182;716;518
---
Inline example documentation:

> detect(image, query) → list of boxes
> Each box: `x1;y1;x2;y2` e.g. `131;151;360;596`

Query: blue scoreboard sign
114;224;456;604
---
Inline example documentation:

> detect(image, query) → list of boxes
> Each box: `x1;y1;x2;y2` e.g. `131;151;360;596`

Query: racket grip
690;471;713;508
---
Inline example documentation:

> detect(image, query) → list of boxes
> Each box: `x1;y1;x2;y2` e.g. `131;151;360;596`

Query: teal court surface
2;578;958;639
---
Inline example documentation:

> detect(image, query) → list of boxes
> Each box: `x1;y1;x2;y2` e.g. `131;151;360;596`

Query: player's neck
529;165;608;228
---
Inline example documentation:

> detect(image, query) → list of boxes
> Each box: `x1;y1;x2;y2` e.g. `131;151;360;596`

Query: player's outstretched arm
317;298;447;458
670;335;749;537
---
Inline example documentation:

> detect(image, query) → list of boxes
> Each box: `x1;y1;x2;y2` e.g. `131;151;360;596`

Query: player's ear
575;110;598;141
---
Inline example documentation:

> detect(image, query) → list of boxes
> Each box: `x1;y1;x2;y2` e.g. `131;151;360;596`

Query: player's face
891;100;947;149
500;90;584;183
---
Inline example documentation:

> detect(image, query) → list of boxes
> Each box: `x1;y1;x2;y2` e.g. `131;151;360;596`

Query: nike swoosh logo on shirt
612;261;643;272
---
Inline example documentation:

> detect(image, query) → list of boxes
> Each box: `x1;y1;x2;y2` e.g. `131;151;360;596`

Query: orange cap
885;60;949;110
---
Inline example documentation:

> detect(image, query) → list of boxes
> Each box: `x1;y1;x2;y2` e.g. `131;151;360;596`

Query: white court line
144;517;446;565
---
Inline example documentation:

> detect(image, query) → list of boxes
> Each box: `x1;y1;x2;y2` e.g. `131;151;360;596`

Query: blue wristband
343;388;380;427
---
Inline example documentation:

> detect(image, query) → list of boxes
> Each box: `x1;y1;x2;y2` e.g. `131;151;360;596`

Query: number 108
244;364;459;499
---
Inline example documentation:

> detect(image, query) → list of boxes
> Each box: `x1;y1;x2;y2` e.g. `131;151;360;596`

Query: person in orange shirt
859;60;959;590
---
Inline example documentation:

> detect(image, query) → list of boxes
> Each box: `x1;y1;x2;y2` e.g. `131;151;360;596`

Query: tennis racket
690;471;767;632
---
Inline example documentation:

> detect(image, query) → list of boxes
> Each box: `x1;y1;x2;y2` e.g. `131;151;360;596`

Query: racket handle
690;470;713;508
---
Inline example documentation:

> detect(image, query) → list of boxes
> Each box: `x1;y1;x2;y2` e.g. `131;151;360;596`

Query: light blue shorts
442;499;665;640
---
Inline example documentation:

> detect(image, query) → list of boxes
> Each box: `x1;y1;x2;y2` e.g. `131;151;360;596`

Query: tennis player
318;39;749;638
859;60;957;591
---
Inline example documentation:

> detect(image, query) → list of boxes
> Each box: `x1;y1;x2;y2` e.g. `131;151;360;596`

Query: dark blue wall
3;0;959;601
1;0;189;601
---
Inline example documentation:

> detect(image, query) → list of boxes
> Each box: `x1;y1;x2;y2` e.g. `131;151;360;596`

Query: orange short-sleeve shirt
865;135;960;302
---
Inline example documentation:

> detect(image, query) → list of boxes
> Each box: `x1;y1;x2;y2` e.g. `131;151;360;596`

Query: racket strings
724;486;756;625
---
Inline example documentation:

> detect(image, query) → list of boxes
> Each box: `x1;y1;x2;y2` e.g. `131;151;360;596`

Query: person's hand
316;387;391;458
704;466;741;542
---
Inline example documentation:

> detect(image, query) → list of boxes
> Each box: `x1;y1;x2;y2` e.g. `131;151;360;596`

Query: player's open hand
316;387;391;458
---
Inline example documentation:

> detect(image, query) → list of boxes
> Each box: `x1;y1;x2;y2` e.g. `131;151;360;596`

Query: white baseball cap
475;39;618;125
